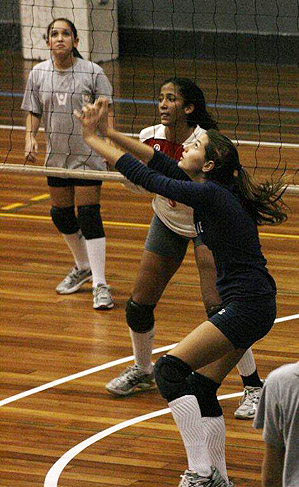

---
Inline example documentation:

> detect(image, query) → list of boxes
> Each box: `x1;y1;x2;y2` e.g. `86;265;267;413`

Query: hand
25;135;38;163
74;97;109;139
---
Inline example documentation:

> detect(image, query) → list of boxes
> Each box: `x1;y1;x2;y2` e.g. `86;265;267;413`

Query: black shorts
209;296;276;349
47;176;102;187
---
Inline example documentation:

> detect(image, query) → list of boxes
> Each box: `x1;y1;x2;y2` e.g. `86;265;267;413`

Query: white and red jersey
139;124;206;238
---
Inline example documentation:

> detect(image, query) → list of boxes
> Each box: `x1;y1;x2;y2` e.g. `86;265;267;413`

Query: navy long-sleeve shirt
115;150;276;305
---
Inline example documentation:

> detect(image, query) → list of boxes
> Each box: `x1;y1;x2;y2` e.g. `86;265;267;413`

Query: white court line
1;314;298;408
0;313;297;485
0;345;172;407
1;124;299;148
44;391;242;487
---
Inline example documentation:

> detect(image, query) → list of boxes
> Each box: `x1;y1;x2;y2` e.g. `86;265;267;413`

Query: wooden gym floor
0;51;298;487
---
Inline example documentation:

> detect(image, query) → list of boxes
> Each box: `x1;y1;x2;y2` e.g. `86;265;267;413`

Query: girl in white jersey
105;78;264;418
21;18;114;310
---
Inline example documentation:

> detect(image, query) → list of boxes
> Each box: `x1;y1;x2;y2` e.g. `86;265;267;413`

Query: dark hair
46;18;83;58
161;77;218;130
205;129;288;226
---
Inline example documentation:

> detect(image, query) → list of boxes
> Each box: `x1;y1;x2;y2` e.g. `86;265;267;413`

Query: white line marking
1;314;298;408
44;391;243;487
0;313;297;485
0;345;172;407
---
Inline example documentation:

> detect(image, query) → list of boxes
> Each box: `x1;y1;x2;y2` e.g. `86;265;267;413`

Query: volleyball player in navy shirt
75;98;288;487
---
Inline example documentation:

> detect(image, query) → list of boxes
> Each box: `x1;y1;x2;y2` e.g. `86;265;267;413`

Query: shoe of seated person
56;266;92;294
178;466;234;487
234;383;264;419
106;364;156;395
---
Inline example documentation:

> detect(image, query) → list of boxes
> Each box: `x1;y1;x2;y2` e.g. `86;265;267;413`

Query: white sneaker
56;267;92;294
178;466;233;487
234;383;264;419
106;364;156;396
93;284;114;310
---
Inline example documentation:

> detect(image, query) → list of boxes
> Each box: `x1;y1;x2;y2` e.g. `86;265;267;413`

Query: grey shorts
209;296;276;349
145;214;203;260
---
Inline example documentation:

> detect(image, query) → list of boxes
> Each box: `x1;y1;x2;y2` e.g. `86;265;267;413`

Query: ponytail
73;47;83;59
205;130;289;226
235;167;288;226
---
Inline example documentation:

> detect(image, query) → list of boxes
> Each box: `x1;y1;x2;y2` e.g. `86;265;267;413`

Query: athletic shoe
56;267;92;294
178;466;233;487
234;383;264;419
106;364;155;395
93;284;114;310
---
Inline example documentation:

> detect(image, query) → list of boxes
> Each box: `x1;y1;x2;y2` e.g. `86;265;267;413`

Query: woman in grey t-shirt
22;18;114;310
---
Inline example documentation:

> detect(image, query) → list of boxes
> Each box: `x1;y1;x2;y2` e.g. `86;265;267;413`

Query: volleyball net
0;1;298;193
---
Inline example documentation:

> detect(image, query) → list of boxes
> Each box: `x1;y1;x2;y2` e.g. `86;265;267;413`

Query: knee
154;355;193;402
50;205;79;234
126;297;156;333
186;372;223;417
77;204;105;240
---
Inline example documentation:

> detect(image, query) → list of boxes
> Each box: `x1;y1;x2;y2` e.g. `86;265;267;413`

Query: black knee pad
77;204;105;240
50;205;79;234
186;372;223;417
154;354;193;402
126;297;156;333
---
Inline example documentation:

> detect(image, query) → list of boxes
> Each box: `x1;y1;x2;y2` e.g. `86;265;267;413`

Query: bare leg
132;249;183;304
130;249;184;370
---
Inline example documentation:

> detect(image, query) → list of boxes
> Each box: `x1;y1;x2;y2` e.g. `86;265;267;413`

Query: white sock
130;328;155;374
202;416;228;483
85;237;107;287
62;231;89;270
169;395;212;478
236;348;256;377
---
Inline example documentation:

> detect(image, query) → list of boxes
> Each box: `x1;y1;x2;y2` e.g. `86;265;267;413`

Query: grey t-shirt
253;362;299;487
21;57;113;171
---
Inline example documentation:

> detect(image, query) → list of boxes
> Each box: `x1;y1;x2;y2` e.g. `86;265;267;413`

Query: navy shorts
209;296;276;349
145;214;202;260
47;176;102;187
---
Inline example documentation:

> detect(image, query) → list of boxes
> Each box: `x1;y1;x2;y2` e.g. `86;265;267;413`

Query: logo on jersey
55;94;92;106
153;143;161;151
56;93;68;105
218;309;226;315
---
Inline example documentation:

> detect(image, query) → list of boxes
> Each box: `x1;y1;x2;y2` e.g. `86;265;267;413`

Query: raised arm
105;126;154;164
75;97;154;166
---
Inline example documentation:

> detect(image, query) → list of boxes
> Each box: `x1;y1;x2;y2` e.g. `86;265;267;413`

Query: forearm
262;443;284;487
106;127;154;164
84;133;125;167
25;112;41;138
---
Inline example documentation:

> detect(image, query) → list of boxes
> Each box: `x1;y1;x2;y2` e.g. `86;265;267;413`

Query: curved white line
1;314;298;407
44;391;243;487
0;313;297;485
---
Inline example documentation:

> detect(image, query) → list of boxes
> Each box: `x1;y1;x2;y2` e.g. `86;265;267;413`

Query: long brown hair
205;130;288;226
